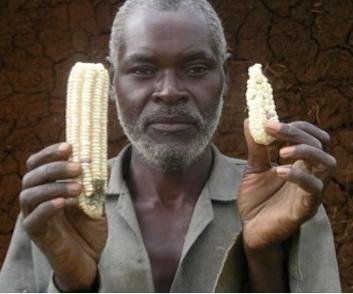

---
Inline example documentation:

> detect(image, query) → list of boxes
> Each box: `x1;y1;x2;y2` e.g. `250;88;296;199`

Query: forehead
119;8;215;60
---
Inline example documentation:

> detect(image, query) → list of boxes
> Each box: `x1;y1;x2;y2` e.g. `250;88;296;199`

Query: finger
243;119;272;173
289;121;330;146
26;142;72;172
279;144;336;180
276;165;324;196
265;121;323;150
22;161;82;189
20;182;82;216
22;197;67;237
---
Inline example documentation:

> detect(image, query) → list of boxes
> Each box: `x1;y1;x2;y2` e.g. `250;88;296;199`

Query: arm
238;119;337;292
289;205;341;292
244;243;288;292
215;205;341;292
47;270;101;292
19;142;108;292
0;214;37;292
0;213;103;293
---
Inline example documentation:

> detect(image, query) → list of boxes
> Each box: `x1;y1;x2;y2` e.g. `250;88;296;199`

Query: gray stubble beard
115;87;225;172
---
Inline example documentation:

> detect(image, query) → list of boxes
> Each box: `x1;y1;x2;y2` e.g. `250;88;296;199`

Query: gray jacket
0;145;341;292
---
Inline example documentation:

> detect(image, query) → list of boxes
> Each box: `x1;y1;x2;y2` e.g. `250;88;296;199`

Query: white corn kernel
246;63;279;145
66;62;109;218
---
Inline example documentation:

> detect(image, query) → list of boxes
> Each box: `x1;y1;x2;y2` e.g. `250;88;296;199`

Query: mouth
147;116;197;132
150;123;193;132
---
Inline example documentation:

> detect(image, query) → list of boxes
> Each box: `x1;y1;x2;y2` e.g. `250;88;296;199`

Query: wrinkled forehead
118;8;216;59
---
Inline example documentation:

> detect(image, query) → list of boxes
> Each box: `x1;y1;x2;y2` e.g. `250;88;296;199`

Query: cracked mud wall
0;0;352;291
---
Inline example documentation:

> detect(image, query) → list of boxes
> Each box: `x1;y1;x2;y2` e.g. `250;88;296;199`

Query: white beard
115;85;225;172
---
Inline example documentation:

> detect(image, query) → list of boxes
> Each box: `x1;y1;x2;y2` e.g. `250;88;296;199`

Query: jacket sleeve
288;204;341;292
214;204;341;293
0;213;37;292
0;213;56;293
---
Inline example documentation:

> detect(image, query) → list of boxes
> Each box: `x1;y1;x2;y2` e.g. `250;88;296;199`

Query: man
0;0;340;292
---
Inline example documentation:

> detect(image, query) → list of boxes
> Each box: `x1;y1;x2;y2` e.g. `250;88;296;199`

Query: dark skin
127;149;213;291
20;144;106;292
239;119;336;291
114;9;223;291
19;7;336;293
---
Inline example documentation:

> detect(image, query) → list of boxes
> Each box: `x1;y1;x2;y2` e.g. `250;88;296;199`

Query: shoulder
212;144;247;173
207;145;247;201
220;153;247;167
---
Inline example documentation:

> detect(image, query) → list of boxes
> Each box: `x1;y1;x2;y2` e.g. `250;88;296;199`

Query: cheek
114;76;152;114
191;73;225;115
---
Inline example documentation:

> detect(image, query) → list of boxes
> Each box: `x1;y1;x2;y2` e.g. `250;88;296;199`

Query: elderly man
0;0;340;292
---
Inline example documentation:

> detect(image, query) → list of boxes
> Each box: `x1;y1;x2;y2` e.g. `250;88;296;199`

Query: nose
152;70;189;104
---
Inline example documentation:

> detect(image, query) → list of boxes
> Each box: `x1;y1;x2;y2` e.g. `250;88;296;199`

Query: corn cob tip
246;63;279;145
66;62;109;219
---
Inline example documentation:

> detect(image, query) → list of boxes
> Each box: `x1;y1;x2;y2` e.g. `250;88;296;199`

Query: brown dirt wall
0;0;352;291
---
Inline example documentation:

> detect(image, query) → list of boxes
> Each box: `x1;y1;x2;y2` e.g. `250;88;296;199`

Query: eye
130;66;156;77
186;64;210;76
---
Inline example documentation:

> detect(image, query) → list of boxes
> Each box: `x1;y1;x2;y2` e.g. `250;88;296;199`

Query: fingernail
276;166;290;176
69;183;82;194
68;163;81;172
51;198;65;208
65;198;77;206
58;143;70;152
266;119;281;131
280;146;295;157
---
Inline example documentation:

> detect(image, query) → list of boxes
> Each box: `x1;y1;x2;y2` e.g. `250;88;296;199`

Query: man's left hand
238;119;336;251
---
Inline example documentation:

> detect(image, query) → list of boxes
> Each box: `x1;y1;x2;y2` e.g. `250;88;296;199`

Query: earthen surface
0;0;352;290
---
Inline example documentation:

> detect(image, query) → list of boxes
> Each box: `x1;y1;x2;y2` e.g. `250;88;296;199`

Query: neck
126;144;213;208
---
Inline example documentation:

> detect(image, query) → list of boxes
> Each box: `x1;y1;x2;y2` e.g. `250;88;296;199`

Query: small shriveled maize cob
246;63;279;145
66;62;109;218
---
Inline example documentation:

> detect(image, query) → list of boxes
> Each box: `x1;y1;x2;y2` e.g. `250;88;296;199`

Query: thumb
243;119;271;173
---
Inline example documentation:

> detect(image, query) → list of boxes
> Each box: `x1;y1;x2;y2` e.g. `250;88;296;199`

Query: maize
245;63;279;145
66;62;109;218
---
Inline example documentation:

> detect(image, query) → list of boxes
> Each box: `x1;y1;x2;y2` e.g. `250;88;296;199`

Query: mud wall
0;0;352;291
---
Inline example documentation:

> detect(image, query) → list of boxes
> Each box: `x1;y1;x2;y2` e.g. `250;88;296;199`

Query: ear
106;55;117;85
109;74;117;104
109;84;116;103
106;55;116;103
223;52;232;87
223;52;232;77
106;56;115;74
222;52;232;95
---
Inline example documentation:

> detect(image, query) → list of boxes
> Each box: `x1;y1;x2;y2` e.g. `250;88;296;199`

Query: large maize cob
66;62;109;218
246;63;279;145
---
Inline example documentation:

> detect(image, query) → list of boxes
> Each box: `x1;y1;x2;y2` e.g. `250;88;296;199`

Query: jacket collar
106;144;245;201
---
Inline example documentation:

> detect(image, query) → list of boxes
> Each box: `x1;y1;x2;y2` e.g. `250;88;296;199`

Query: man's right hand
20;142;108;292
